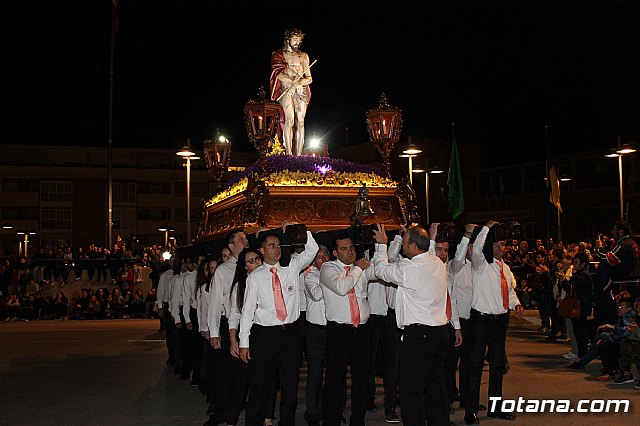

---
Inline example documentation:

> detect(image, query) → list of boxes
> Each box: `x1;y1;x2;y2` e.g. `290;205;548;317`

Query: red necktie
446;291;452;322
270;267;287;322
345;266;360;327
497;261;510;310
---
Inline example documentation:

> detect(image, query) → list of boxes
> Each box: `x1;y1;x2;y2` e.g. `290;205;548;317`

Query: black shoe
385;408;400;423
460;402;487;410
545;335;558;341
166;359;175;367
566;361;585;371
464;412;480;424
367;402;377;411
453;392;462;401
190;379;199;386
488;412;517;420
339;415;346;424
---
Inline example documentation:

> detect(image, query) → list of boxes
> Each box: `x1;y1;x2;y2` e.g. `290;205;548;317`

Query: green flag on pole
448;123;464;220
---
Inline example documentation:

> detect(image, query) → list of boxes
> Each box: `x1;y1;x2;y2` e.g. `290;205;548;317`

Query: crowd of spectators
0;233;174;321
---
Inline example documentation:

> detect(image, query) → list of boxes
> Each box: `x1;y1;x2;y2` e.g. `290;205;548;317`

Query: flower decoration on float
206;155;396;206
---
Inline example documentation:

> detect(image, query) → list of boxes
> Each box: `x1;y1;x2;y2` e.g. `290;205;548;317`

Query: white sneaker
563;352;578;360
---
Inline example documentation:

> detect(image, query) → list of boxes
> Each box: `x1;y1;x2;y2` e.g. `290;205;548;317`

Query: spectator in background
145;288;158;318
5;294;20;321
87;294;101;320
117;263;135;293
130;288;146;317
53;291;68;320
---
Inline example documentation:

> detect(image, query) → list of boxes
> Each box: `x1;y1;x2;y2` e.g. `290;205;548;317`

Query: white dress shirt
181;270;198;322
170;272;184;325
304;266;326;325
374;242;449;329
319;259;375;325
384;236;403;310
428;240;461;330
450;236;473;320
155;269;174;311
208;256;238;338
239;231;318;348
291;251;310;312
470;226;521;315
197;280;211;333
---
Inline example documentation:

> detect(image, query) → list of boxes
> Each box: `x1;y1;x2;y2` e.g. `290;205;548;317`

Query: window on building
1;179;40;192
2;207;39;221
137;182;171;194
41;181;72;202
523;222;541;242
137;208;171;221
113;182;137;203
41;208;72;230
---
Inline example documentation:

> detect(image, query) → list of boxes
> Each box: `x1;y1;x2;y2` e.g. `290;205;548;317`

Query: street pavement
0;311;637;425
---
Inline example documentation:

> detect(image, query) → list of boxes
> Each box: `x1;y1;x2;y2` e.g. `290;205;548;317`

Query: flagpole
545;125;551;245
107;0;118;249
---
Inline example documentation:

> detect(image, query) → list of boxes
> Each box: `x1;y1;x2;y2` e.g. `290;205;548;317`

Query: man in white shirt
428;223;463;416
450;224;479;411
239;228;318;426
182;255;203;385
372;224;451;426
365;246;401;423
303;244;330;426
320;233;376;426
205;230;249;426
464;221;523;424
156;260;176;367
169;258;187;376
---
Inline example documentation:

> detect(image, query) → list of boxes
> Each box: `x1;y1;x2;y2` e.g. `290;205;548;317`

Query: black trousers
305;322;327;423
162;302;176;364
367;311;400;411
245;321;302;426
457;318;472;403
188;307;203;382
444;322;462;404
465;309;509;415
323;321;372;426
398;323;450;426
209;316;237;421
178;307;193;378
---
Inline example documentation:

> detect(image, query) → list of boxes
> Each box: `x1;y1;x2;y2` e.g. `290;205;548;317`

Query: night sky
2;0;640;167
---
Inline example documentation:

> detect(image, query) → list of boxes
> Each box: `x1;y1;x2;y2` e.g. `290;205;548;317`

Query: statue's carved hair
284;28;304;46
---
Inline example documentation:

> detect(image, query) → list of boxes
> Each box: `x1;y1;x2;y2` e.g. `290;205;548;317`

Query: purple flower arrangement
226;154;384;187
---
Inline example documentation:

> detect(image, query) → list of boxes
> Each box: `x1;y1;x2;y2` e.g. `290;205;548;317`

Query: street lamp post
412;162;443;226
177;140;200;244
158;224;175;249
16;229;36;257
605;136;636;222
401;141;422;185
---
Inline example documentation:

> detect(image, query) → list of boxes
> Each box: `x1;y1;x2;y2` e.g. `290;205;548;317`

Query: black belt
471;308;508;319
255;318;300;329
327;320;365;328
404;323;447;329
307;321;327;329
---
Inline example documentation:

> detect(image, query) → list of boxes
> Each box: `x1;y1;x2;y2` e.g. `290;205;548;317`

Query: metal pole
106;11;115;250
408;155;413;185
425;171;430;226
24;235;29;258
186;157;192;243
618;153;624;222
164;230;168;249
557;207;562;243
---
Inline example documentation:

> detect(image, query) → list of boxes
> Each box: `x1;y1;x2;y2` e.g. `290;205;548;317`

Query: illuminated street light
605;137;636;222
413;162;443;225
158;223;176;249
401;142;423;185
16;228;37;257
177;139;200;243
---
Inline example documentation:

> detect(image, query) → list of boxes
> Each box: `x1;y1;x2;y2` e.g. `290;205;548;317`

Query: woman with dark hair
53;291;68;320
224;247;277;426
